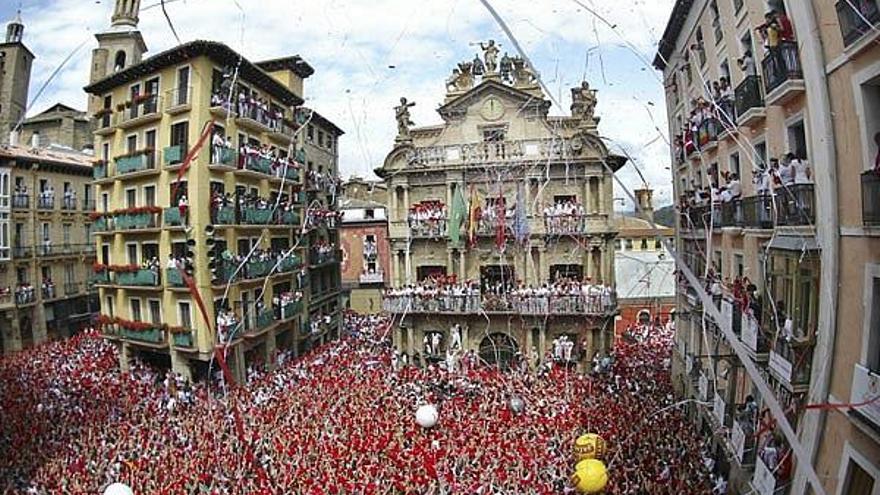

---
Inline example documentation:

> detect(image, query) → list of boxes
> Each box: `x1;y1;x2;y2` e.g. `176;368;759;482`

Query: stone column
462;324;470;353
231;342;246;384
404;248;412;285
446;182;453;208
583;178;590;211
446;248;454;276
586;246;594;281
605;240;615;286
391;186;399;221
596;178;604;214
402;186;410;214
537;246;547;283
459;250;466;280
392;250;400;287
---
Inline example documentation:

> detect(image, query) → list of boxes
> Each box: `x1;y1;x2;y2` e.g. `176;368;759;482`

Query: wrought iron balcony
769;337;813;391
776;184;815;226
120;325;166;344
37;196;54;210
544;214;590;236
11;194;28;209
120;94;161;127
172;330;194;348
383;292;617;316
407;137;577;167
720;200;743;227
164;86;192;112
61;197;77;211
836;0;880;47
850;364;880;429
64;282;80;296
408;218;447;238
310;248;340;267
741;195;774;229
277;300;303;321
762;41;803;95
93;162;108;180
242;206;275;225
862;170;880;226
734;75;764;124
114;211;160;230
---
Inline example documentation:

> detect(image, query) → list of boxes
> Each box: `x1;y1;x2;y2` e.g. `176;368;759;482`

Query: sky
1;0;676;208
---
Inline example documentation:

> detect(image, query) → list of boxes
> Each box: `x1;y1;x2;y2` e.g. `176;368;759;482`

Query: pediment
437;79;550;121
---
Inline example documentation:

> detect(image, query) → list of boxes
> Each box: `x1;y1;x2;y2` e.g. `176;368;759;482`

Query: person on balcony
737;50;756;77
178;194;189;225
211;131;226;164
788;153;811;184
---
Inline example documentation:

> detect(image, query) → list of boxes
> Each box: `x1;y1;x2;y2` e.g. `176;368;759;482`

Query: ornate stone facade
378;47;626;368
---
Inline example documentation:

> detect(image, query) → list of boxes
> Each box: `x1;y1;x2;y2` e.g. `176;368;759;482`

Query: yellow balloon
573;433;607;461
571;459;608;494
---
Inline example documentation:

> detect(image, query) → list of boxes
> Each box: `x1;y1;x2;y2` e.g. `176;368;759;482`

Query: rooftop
0;144;93;169
653;0;695;70
84;40;304;107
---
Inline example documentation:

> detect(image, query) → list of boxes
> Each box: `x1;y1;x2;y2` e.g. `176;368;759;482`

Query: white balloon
415;404;439;428
104;483;134;495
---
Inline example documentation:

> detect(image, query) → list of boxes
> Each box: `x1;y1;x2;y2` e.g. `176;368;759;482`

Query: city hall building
378;46;625;367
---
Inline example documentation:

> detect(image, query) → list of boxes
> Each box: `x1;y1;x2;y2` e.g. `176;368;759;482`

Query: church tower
0;11;34;145
88;0;147;114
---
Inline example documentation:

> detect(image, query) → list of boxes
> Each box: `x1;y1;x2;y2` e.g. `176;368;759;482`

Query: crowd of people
543;200;587;235
382;277;617;315
14;283;36;304
408;200;447;237
679;151;812;228
310;240;337;265
305;208;342;230
306;169;341;195
210;88;287;132
0;312;720;494
209;190;300;226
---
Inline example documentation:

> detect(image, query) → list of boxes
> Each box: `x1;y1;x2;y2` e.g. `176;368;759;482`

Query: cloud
4;0;675;207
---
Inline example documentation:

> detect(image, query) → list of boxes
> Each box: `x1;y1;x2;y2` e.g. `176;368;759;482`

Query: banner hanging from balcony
448;186;467;245
513;181;529;244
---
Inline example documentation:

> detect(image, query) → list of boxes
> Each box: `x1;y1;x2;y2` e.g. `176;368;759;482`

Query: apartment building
378;44;625;368
84;0;343;382
655;0;880;493
0;147;98;354
339;177;389;314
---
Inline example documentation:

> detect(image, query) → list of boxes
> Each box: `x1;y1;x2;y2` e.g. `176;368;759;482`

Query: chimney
635;188;654;224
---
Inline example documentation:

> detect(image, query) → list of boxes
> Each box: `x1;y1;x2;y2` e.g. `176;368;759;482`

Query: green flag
448;186;466;245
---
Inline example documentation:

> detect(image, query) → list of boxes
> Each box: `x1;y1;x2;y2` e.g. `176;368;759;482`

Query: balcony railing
165;86;191;110
277;300;303;321
734;75;764;118
213;204;237;225
210;146;236;166
122;94;160;123
769;338;813;388
741;313;771;357
115;269;161;287
720;200;743;227
116;154;155;175
166;268;187;287
836;0;880;47
12;194;28;209
84;199;96;211
164;207;187;227
862;171;880;226
762;41;803;94
114;211;160;230
64;282;80;296
544;214;590;235
407;138;576;167
741;195;774;229
408;218;447;238
15;289;36;305
850;364;880;428
310;248;340;267
776;184;815;226
37;196;54;210
476;217;514;236
383;292;617;316
121;325;166;344
61;197;77;211
242;206;275;225
359;271;385;284
95;111;113;131
172;330;194;348
93;162;108;180
244;155;273;175
164;144;186;166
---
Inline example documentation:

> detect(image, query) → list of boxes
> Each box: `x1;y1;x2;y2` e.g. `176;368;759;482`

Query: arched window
114;51;127;71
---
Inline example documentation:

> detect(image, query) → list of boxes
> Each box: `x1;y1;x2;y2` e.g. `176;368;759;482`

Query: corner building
655;0;880;493
379;50;624;367
84;1;342;382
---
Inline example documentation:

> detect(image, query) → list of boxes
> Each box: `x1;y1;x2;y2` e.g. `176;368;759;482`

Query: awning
765;235;819;252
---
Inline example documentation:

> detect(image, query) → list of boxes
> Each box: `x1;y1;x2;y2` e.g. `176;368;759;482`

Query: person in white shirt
787;153;811;184
777;156;795;187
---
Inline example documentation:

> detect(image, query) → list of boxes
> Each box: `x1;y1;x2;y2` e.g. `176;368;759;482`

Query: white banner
713;392;726;425
769;350;793;383
732;421;745;462
699;373;709;402
742;313;758;352
752;457;776;495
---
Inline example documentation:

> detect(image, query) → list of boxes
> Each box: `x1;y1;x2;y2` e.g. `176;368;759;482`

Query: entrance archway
478;333;519;370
